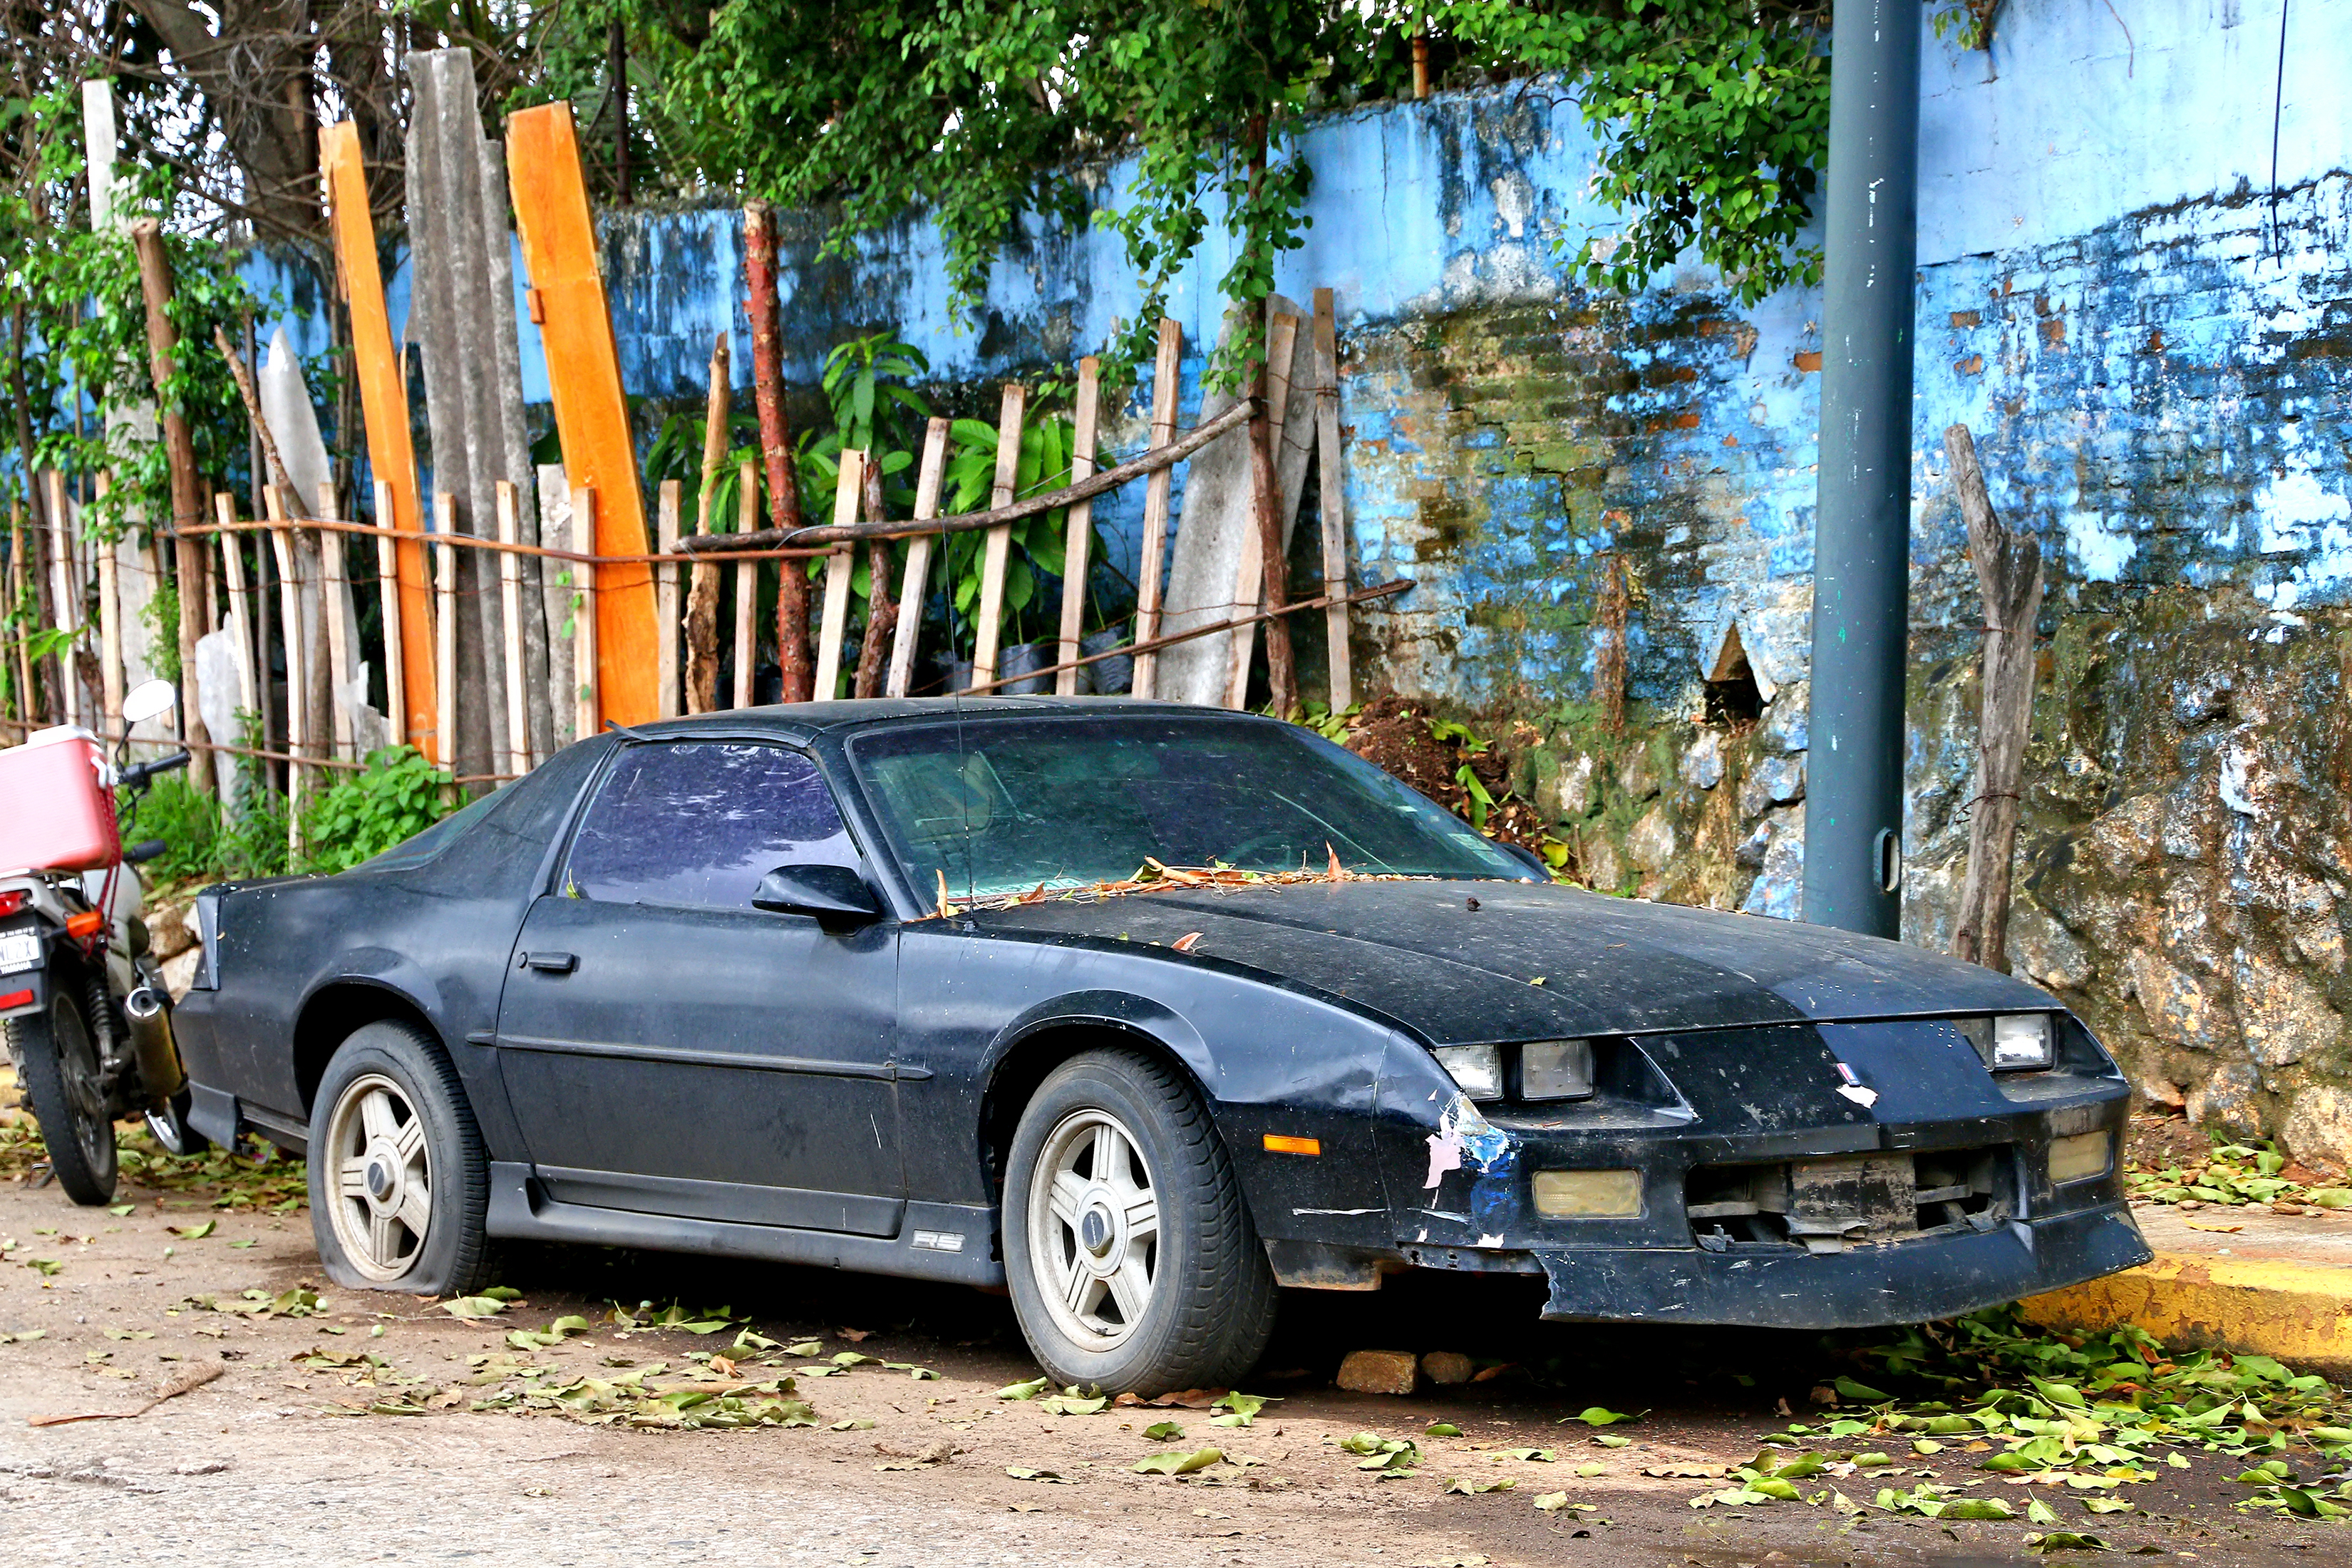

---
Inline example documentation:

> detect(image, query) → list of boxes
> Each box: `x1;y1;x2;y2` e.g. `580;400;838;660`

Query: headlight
1521;1039;1595;1101
1959;1013;2054;1072
1433;1044;1503;1101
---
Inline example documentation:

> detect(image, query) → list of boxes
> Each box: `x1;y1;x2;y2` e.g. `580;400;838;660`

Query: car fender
288;949;530;1160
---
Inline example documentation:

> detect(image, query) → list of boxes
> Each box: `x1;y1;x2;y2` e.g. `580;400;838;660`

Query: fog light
2050;1130;2112;1184
1521;1039;1595;1101
1433;1044;1504;1101
1532;1169;1643;1218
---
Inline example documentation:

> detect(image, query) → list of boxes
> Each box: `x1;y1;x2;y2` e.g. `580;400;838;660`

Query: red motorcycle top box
0;729;120;874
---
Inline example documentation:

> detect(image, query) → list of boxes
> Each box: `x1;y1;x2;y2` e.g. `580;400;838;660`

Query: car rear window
848;713;1527;899
562;742;862;909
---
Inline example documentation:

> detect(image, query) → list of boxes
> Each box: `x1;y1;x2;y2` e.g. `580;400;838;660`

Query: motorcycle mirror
122;679;177;726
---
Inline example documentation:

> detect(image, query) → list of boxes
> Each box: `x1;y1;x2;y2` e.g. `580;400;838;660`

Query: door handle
521;951;578;974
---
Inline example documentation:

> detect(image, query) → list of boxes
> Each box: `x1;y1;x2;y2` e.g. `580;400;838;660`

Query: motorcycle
1;678;207;1205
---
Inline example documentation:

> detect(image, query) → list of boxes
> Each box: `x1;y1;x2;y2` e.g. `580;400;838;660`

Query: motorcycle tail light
0;988;31;1011
0;889;24;917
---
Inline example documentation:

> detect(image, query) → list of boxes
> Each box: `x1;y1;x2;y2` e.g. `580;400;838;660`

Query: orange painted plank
321;121;438;760
505;101;658;729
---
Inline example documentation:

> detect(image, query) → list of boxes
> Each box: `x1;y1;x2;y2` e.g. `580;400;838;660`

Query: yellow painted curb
2021;1252;2352;1375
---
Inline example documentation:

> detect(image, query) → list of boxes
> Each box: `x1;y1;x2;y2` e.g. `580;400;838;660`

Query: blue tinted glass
565;743;856;908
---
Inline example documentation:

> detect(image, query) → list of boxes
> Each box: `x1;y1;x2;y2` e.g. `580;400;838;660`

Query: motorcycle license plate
0;929;39;974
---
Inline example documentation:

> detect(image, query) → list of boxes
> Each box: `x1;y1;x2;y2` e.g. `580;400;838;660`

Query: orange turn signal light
64;910;103;939
1262;1134;1321;1156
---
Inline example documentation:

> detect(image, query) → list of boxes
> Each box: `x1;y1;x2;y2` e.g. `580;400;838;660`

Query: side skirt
484;1162;1006;1289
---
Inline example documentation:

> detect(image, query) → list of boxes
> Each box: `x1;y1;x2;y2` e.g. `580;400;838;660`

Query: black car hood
974;879;2055;1046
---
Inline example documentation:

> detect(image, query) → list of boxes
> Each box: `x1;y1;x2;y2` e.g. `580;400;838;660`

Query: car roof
615;697;1283;747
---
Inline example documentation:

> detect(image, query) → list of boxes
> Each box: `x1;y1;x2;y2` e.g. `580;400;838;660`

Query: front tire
306;1021;496;1296
1003;1048;1275;1395
11;989;119;1205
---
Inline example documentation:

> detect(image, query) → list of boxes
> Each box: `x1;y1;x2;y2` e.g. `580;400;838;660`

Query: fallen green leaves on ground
2127;1137;2352;1212
0;1116;309;1210
1681;1304;2352;1522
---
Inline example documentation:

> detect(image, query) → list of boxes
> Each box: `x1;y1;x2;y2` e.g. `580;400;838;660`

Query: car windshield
848;714;1529;899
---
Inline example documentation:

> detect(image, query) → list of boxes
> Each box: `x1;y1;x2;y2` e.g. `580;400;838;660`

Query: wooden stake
1227;310;1301;712
743;201;808;700
213;494;256;738
887;418;950;698
6;507;26;723
373;481;406;755
655;479;682;719
433;494;458;778
733;460;758;709
45;472;80;728
1946;424;2045;976
852;453;894;698
1130;319;1182;700
267;507;307;842
316;485;356;763
96;494;123;736
1312;288;1353;710
813;451;862;700
1055;359;1101;695
571;486;599;740
971;384;1027;688
685;331;730;714
126;224;212;791
496;480;532;775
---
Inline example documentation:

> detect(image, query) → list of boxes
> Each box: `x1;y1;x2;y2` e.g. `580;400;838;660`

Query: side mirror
123;678;177;726
751;864;883;925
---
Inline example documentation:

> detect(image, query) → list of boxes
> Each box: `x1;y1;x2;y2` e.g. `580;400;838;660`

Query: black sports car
173;700;2149;1393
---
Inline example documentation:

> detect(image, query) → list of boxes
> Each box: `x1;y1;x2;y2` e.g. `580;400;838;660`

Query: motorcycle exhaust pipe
123;985;188;1100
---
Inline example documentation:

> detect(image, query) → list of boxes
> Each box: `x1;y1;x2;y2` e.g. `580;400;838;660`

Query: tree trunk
852;458;894;698
1946;423;2044;975
129;220;216;794
684;331;729;713
743;202;808;699
9;304;56;723
1248;361;1294;716
129;0;325;244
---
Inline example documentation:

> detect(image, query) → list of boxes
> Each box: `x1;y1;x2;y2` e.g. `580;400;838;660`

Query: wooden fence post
1130;320;1182;700
1312;289;1352;711
1055;359;1100;696
571;486;600;739
971;384;1027;689
212;494;257;736
434;493;458;780
656;479;681;719
1228;310;1301;713
495;480;532;776
733;460;758;708
886;419;951;698
813;451;862;700
373;481;406;755
316;485;356;763
684;332;730;715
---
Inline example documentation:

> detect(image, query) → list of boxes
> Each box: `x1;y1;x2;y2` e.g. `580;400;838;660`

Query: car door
492;739;905;1236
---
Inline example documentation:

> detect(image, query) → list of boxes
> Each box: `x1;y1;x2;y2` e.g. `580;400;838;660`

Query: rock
1735;820;1772;872
2124;951;2220;1051
1582;837;1626;893
1740;805;1804;921
1539;753;1599;822
1420;1351;1475;1386
2185;1058;2268;1141
2006;903;2090;993
2137;1074;2187;1110
1336;1349;1419;1396
160;946;202;1003
144;898;197;961
1616;747;1661;803
1626;805;1677;873
2234;953;2342;1075
1679;730;1724;791
1737;755;1805;819
1758;681;1808;754
2283;1086;2352;1180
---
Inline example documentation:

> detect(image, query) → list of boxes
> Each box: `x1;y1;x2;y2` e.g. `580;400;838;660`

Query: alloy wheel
1026;1108;1161;1347
323;1073;433;1282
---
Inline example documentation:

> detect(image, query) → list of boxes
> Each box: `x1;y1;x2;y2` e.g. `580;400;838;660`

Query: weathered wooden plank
316;485;356;763
655;479;682;720
433;493;458;780
215;493;257;725
685;333;730;714
733;460;758;709
1312;288;1352;711
813;450;863;700
887;419;951;698
267;507;308;845
321;119;435;755
1130;320;1183;701
371;480;405;750
1226;310;1302;711
1056;359;1100;696
570;485;600;741
496;480;532;775
505;101;658;726
971;384;1027;688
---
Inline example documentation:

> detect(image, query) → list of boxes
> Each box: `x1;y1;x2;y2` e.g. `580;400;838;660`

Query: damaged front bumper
1338;1016;2153;1330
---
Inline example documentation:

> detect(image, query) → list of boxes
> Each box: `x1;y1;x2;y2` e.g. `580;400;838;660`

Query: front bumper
1535;1202;2150;1329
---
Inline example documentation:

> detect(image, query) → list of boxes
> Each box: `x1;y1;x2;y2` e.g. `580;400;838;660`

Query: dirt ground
0;1150;2341;1567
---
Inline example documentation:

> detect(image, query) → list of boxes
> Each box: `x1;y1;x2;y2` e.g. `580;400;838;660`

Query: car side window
563;742;860;909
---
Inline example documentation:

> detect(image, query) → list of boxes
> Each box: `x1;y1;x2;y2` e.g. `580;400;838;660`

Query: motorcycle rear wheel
10;990;120;1205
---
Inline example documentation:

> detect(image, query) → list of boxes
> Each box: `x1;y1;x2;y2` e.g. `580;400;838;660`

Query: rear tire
1003;1048;1275;1395
306;1021;497;1296
10;989;119;1206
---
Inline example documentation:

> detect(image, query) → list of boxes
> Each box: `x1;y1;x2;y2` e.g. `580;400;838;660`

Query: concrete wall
247;0;2352;1162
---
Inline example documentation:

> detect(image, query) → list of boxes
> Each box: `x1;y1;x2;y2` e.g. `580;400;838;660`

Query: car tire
306;1020;497;1296
9;989;119;1206
1003;1048;1276;1396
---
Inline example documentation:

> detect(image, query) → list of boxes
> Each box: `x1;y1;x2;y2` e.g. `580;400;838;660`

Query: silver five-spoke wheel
324;1073;433;1281
1027;1108;1161;1347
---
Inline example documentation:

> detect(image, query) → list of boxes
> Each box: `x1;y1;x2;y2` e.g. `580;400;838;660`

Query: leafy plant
294;747;462;875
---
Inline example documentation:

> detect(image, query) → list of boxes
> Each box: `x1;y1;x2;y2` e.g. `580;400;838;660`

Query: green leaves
1133;1445;1222;1475
296;747;463;877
